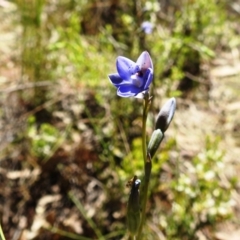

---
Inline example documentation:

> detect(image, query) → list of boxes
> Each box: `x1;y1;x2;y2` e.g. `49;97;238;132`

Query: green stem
142;97;148;164
136;95;152;240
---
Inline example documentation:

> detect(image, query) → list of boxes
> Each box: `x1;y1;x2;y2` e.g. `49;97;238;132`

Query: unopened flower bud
127;178;141;236
155;97;176;133
147;129;164;158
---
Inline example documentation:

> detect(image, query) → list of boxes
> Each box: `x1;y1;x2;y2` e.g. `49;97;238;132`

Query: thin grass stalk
68;191;105;240
0;223;6;240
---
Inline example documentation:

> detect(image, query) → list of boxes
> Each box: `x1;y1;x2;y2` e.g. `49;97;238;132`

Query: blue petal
142;68;153;90
108;73;135;88
116;57;140;80
117;85;140;97
108;73;123;87
136;51;153;72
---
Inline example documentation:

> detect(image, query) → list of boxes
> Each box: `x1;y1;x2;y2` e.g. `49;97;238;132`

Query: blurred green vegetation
0;0;240;239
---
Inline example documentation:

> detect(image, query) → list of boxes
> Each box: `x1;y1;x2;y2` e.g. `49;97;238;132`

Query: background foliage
0;0;240;239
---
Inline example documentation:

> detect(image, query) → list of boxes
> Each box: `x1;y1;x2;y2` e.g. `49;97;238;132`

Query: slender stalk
136;95;152;240
136;161;152;240
68;191;104;240
141;96;149;164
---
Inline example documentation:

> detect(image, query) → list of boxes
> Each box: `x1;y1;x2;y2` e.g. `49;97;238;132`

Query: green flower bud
127;178;141;236
155;97;176;133
147;129;164;158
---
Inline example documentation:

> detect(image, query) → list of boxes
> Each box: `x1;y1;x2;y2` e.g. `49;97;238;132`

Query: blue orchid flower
108;51;154;98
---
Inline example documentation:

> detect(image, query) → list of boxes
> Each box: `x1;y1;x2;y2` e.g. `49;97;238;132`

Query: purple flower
141;21;153;34
108;51;154;98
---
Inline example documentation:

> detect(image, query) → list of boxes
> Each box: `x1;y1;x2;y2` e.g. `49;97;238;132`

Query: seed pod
127;177;141;236
147;129;164;158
